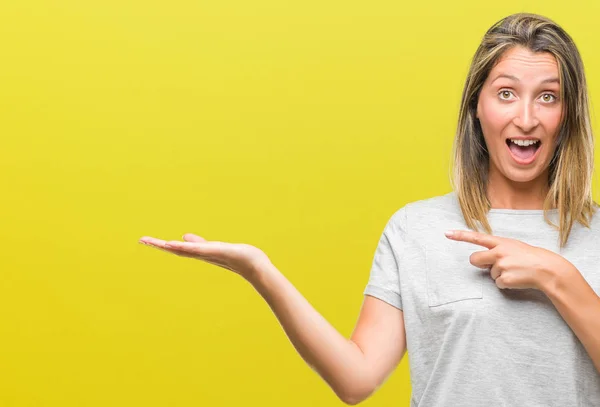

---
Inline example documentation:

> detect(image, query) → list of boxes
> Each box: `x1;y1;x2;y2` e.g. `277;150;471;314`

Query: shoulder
387;191;460;234
404;191;458;214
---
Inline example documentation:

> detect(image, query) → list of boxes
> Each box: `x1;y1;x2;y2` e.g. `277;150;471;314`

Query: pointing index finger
445;230;500;249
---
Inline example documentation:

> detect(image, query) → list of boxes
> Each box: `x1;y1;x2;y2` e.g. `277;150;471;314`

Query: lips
505;139;542;165
506;137;541;142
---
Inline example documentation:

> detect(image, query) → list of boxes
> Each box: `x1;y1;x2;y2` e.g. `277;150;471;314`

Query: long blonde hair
451;12;598;248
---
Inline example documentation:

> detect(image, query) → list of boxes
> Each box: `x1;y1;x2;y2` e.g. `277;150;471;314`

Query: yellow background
1;0;599;405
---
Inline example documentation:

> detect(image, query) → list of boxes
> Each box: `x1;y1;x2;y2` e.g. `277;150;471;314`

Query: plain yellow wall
1;1;599;405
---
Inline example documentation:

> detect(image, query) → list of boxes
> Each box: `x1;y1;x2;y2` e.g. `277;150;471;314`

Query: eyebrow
491;73;560;85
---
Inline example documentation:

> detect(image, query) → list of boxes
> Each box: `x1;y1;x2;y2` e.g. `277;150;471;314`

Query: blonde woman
140;13;600;406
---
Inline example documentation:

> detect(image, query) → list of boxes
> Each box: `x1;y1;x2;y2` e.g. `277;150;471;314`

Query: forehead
486;46;559;84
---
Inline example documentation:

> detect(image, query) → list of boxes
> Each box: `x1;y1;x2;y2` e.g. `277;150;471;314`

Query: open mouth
505;138;542;164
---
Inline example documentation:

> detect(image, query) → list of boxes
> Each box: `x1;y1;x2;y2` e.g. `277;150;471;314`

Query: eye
540;93;557;103
498;90;514;100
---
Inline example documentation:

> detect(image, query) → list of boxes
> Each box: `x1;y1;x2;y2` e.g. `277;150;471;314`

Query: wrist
538;258;573;296
244;257;277;286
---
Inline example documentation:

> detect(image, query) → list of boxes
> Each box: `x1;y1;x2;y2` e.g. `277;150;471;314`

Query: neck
486;167;550;210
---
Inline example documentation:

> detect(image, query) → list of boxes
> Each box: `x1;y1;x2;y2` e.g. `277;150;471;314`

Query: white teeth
510;139;539;147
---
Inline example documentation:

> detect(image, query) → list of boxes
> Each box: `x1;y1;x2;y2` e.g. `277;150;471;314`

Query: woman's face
476;46;563;185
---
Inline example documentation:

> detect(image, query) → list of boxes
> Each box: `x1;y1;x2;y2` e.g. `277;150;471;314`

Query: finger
164;240;227;257
141;242;187;257
140;238;229;266
469;249;497;269
183;233;206;243
140;236;208;250
490;264;502;281
445;230;501;249
139;237;171;249
139;238;191;256
495;274;509;289
140;236;239;268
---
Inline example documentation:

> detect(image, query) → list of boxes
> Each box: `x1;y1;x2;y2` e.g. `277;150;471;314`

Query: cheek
540;109;562;136
479;100;511;138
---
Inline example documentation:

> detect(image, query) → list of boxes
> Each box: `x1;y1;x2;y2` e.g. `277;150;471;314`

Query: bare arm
543;264;600;373
247;261;407;405
139;233;406;404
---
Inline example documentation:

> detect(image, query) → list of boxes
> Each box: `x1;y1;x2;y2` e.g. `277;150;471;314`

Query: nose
513;100;539;133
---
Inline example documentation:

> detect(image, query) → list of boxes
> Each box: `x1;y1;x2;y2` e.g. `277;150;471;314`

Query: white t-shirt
364;191;600;406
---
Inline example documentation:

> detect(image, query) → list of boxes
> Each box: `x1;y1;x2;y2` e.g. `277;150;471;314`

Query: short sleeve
363;208;406;310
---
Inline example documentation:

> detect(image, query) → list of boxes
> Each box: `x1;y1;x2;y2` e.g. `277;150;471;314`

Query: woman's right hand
139;233;406;404
139;233;272;281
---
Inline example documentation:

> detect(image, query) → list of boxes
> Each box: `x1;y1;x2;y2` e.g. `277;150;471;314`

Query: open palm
139;233;271;279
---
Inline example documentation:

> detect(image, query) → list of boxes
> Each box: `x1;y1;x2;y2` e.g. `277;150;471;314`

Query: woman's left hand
445;230;574;291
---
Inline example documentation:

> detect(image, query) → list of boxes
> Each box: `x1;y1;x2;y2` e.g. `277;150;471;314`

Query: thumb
182;233;207;243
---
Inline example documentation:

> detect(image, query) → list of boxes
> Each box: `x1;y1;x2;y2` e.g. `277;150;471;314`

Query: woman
139;13;600;406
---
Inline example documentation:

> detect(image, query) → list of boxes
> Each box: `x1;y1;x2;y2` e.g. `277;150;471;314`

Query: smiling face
476;46;563;188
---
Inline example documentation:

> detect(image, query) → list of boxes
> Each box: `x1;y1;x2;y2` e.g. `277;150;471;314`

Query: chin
502;166;545;183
